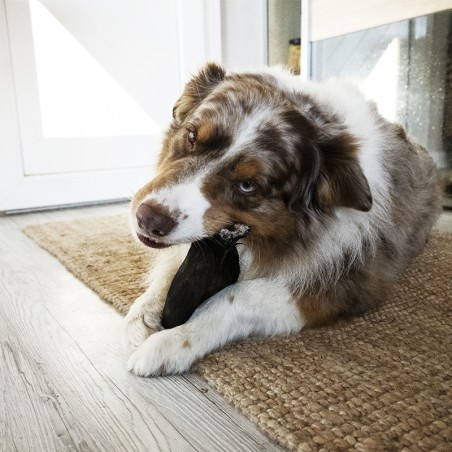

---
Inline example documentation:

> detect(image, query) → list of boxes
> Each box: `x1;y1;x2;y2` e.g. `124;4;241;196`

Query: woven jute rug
24;214;452;451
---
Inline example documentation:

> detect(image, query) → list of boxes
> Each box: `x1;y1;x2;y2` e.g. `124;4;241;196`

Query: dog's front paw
127;328;195;376
122;309;163;352
122;316;151;351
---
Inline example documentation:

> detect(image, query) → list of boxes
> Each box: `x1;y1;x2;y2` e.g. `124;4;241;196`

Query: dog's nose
136;203;176;237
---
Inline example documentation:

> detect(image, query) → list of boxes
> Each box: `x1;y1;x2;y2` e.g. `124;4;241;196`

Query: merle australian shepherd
123;63;442;376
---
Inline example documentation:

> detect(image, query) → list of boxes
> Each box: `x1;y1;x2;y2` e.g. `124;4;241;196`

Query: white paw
122;316;151;352
127;328;195;376
122;308;163;352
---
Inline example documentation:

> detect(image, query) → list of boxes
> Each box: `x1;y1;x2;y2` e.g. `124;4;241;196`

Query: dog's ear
172;62;226;123
315;128;373;212
285;110;372;213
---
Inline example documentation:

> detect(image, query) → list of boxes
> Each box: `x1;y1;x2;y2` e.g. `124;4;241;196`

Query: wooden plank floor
2;203;451;452
0;203;284;452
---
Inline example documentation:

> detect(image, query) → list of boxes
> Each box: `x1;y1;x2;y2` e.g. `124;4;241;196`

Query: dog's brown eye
238;180;256;194
187;130;196;145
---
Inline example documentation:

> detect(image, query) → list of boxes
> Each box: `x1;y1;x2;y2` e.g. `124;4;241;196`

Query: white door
0;0;221;211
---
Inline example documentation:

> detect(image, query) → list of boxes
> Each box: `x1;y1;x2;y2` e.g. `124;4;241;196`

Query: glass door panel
310;10;452;206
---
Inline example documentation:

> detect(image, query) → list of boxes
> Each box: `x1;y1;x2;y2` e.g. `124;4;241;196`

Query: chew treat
161;224;250;329
219;223;250;242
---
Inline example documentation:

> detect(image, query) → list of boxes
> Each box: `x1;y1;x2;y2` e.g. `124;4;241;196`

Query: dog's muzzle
136;202;176;248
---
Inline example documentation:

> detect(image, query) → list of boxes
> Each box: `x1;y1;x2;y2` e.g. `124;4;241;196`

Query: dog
123;63;442;376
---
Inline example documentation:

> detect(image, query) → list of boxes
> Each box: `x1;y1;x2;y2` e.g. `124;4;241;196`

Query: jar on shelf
287;38;301;75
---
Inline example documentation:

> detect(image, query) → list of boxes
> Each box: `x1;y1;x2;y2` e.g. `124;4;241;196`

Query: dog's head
132;63;372;250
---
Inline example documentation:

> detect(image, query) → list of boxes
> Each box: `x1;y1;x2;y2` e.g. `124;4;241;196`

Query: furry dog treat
161;224;250;329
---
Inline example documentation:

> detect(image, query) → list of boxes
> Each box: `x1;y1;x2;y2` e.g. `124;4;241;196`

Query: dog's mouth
136;233;170;249
136;224;250;249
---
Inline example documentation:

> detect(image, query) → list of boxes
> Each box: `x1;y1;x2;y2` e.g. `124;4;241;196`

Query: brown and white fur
123;63;442;376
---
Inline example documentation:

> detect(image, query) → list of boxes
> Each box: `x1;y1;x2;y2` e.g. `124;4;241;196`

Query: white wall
220;0;267;70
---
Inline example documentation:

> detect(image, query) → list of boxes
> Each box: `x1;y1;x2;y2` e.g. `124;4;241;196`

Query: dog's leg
127;278;304;376
122;244;189;351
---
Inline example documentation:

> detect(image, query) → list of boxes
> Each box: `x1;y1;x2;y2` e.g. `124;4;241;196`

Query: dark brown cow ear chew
161;224;250;329
172;62;226;123
316;129;373;212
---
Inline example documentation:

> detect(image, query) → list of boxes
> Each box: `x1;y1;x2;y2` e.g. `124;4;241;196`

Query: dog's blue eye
239;181;256;194
187;130;196;145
